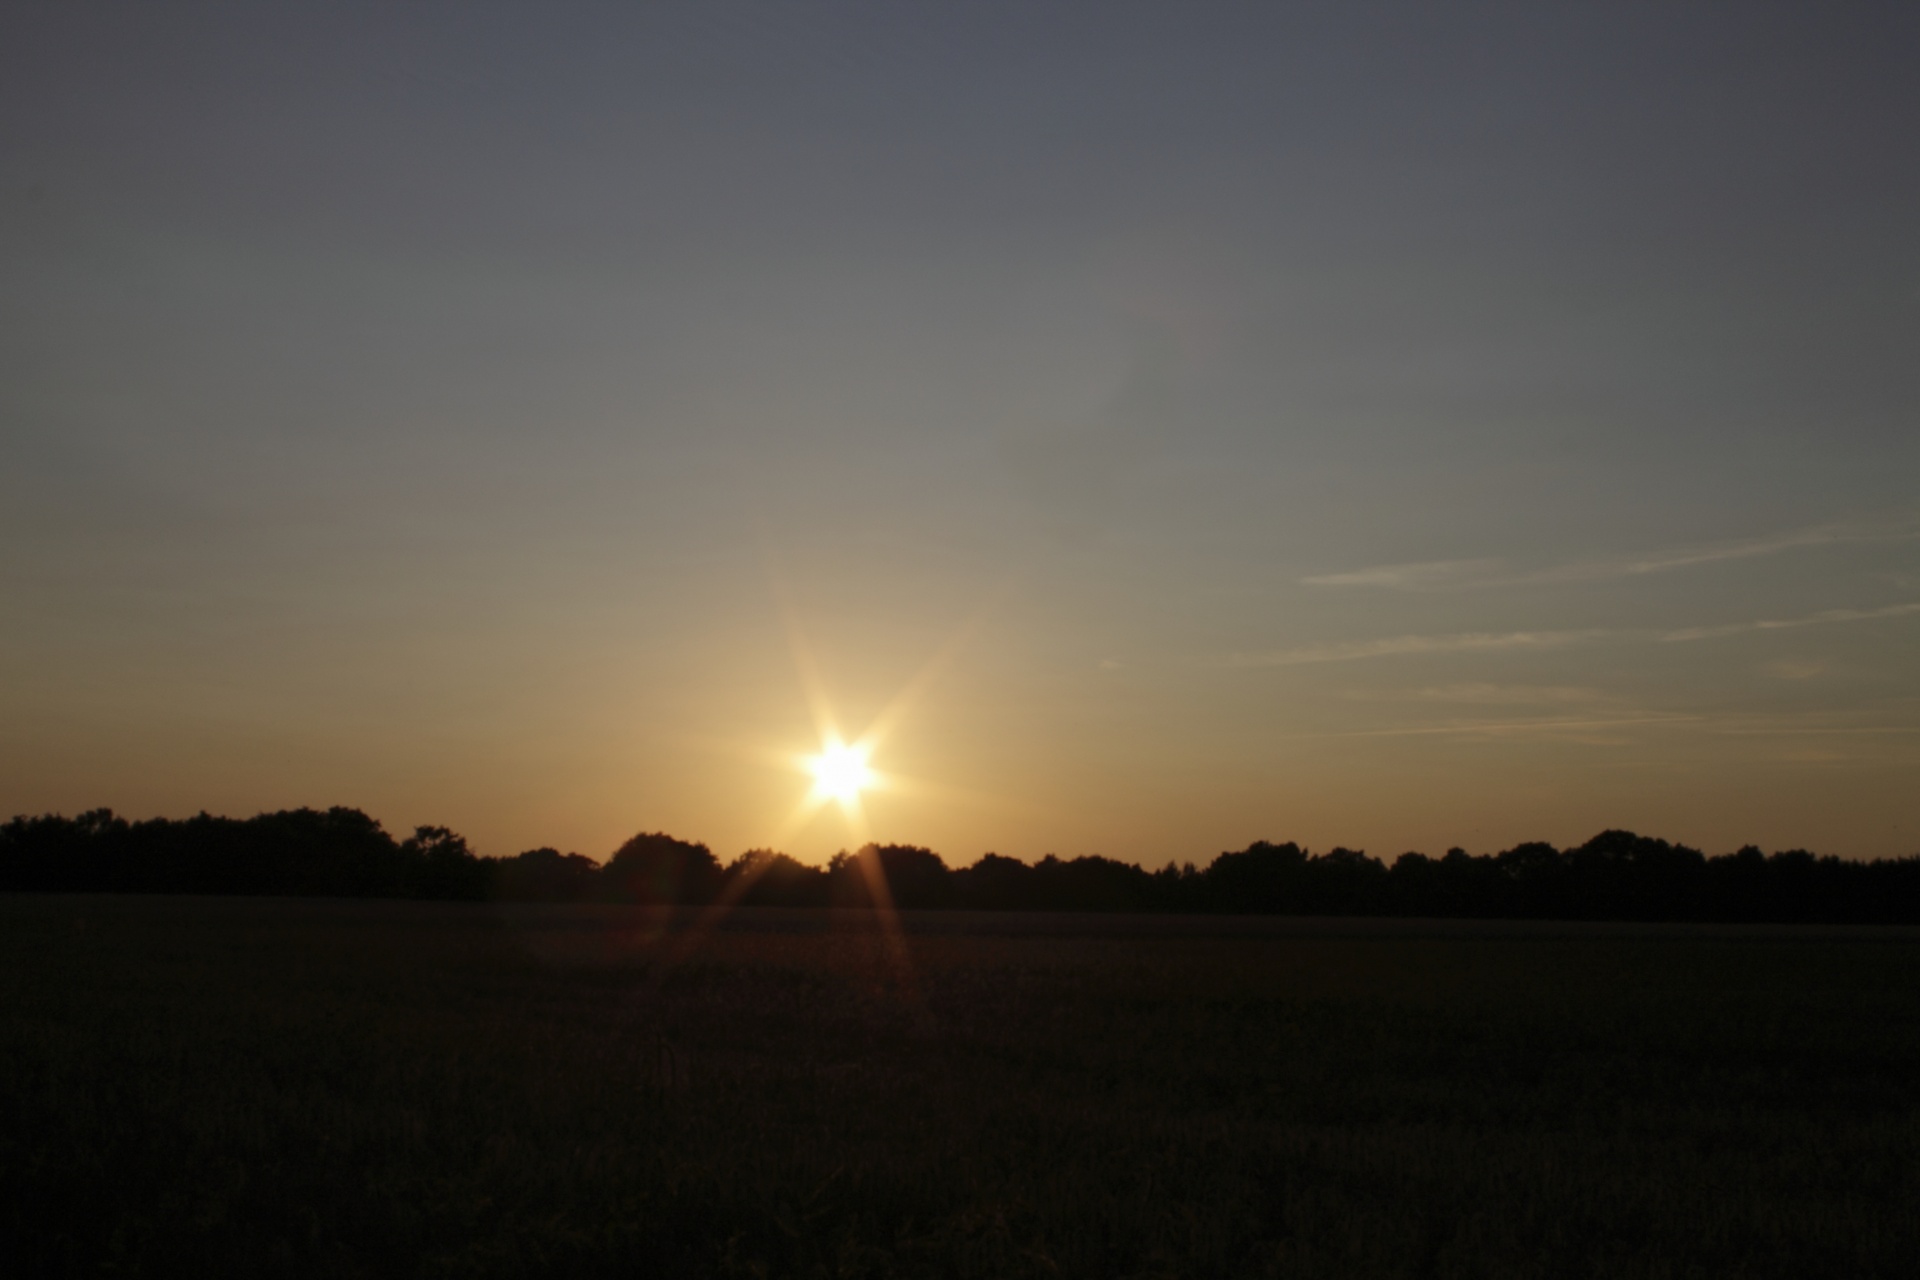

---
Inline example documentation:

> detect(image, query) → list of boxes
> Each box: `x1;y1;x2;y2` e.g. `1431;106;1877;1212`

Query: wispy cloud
1302;515;1920;592
1341;710;1920;748
1408;683;1608;705
1225;629;1603;668
1342;683;1610;704
1301;559;1498;589
1228;598;1918;671
1344;713;1698;739
1525;520;1920;585
1660;601;1920;643
1758;659;1827;680
1708;724;1920;737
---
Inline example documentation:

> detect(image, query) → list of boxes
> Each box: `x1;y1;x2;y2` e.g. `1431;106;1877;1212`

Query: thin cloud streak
1409;684;1607;705
1303;516;1920;592
1706;725;1920;736
1225;630;1604;668
1229;597;1919;669
1341;683;1609;705
1302;559;1499;589
1343;713;1699;739
1340;714;1920;745
1660;601;1920;643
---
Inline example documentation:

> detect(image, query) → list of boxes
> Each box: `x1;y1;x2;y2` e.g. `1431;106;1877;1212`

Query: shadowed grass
3;897;1916;1277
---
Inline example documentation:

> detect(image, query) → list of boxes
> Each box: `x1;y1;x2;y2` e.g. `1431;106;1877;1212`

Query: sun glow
766;587;1004;847
805;739;875;807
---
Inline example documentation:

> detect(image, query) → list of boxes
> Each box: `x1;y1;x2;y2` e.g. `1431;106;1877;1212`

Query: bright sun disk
807;742;874;805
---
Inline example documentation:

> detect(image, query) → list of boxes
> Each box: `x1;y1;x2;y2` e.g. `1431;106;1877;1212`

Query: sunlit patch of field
3;898;1917;1277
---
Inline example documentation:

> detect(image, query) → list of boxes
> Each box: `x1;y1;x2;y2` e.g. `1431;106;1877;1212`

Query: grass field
3;896;1917;1278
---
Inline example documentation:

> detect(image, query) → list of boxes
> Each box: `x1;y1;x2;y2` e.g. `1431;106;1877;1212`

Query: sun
805;740;875;807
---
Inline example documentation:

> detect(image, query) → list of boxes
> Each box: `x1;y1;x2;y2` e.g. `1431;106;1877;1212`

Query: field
3;897;1917;1278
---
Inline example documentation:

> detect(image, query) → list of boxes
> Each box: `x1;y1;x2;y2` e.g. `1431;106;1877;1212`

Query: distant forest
4;808;1918;924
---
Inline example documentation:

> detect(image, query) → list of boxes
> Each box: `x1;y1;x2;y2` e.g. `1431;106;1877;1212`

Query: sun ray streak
638;844;799;996
854;585;1012;758
854;842;923;1015
768;565;842;747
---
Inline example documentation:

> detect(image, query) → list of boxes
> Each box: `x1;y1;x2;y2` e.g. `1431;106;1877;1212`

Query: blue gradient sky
4;2;1917;862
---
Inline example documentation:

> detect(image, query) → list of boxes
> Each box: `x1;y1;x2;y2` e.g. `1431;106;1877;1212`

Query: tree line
4;807;1918;924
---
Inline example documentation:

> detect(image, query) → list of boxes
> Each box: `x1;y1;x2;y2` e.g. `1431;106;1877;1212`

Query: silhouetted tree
602;831;722;905
1028;854;1158;912
1149;860;1205;912
1560;830;1706;921
494;847;601;902
725;849;829;907
5;808;1919;922
0;806;418;898
1705;845;1769;922
1205;841;1310;913
401;825;489;900
0;809;128;891
954;853;1035;910
828;844;953;909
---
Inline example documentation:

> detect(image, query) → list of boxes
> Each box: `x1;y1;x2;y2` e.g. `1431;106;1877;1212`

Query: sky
4;1;1917;864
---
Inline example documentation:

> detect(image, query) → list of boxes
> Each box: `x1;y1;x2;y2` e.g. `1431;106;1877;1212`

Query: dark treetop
5;808;1918;924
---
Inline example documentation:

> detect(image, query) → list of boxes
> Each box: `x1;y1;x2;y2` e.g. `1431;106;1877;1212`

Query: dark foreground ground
4;898;1917;1278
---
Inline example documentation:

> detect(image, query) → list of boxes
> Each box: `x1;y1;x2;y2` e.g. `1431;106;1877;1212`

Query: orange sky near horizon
4;5;1916;865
